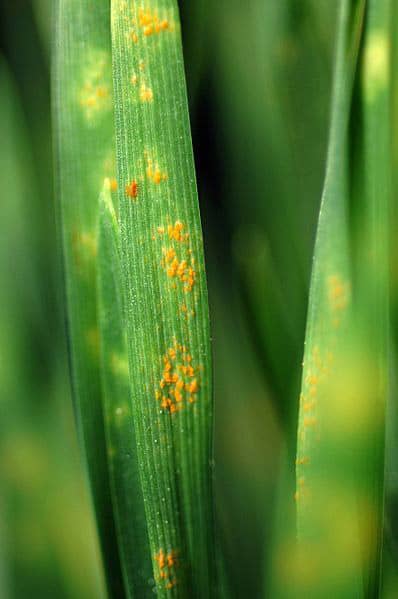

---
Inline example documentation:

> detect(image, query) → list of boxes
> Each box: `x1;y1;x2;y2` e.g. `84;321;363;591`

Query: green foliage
54;0;216;596
111;1;215;595
97;182;152;596
53;0;124;595
0;54;105;599
4;0;395;597
294;1;391;596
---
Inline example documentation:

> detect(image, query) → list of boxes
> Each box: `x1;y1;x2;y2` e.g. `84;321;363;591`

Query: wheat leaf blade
294;1;366;596
53;1;124;595
97;180;153;597
111;1;216;596
294;0;391;596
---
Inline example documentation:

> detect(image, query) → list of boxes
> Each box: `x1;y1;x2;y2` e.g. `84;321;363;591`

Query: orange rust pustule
163;250;196;292
138;8;170;36
156;341;200;413
168;221;189;242
154;549;179;589
157;221;196;292
156;220;189;243
125;180;138;199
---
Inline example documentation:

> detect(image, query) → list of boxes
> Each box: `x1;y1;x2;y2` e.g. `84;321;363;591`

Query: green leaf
294;0;391;596
355;0;391;593
97;180;152;596
53;1;124;595
111;1;216;596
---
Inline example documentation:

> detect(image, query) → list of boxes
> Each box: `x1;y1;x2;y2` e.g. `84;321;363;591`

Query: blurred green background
1;1;397;597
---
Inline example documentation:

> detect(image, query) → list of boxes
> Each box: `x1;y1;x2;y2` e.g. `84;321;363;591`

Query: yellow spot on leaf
111;353;129;377
140;83;153;102
303;400;315;413
145;153;167;183
363;33;389;102
305;374;318;386
78;50;111;122
80;232;97;257
327;274;350;315
127;29;138;43
72;229;98;271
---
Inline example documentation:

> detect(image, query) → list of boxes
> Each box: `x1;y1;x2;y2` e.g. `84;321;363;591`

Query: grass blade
356;0;391;593
111;1;216;596
294;0;391;595
53;1;124;595
294;0;364;594
97;181;152;596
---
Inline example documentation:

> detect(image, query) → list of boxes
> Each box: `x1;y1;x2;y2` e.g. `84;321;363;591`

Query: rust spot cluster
124;153;168;202
121;3;174;103
295;345;335;503
162;247;196;292
80;85;109;111
138;8;170;37
166;222;189;242
159;222;196;293
154;549;179;590
125;6;172;45
299;346;332;433
327;274;350;327
146;153;168;184
156;341;200;413
79;51;111;120
294;476;309;503
180;302;195;320
130;60;153;102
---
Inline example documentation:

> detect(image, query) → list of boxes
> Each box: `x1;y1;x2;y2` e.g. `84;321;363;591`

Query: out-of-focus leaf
294;1;391;596
53;1;125;595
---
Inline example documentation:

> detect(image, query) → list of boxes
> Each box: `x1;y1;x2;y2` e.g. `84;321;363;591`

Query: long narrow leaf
294;0;364;595
53;2;124;595
111;1;216;596
356;0;391;593
294;0;391;596
97;180;152;596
